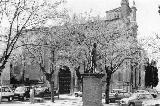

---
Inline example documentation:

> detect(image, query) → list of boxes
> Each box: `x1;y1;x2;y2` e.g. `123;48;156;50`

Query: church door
58;66;71;94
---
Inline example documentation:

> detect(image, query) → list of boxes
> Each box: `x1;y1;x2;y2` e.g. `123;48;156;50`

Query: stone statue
91;43;97;73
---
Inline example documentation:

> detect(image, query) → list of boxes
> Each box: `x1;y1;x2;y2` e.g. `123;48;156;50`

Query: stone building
8;0;146;94
104;0;146;92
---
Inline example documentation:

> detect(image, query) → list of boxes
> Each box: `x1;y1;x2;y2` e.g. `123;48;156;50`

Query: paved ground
0;94;119;106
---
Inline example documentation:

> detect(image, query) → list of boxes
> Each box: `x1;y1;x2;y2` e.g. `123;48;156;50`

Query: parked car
35;87;59;99
14;86;31;101
103;89;132;103
119;92;160;106
146;88;158;98
135;89;158;98
0;86;14;101
134;90;149;94
35;87;48;97
74;91;82;97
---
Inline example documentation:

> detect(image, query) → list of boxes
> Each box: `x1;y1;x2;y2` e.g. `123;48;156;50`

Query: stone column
82;73;105;106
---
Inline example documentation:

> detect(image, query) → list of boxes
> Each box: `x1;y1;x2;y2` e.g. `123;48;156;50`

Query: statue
91;43;97;73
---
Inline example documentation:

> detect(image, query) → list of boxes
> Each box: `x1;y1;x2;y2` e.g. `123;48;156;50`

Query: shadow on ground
1;101;27;104
44;94;78;101
1;94;79;104
45;97;78;101
0;98;31;104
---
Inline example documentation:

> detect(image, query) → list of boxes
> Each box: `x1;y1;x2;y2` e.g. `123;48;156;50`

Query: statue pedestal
82;73;105;106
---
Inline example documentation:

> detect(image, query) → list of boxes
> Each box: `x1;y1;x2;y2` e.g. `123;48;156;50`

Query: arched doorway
58;66;71;94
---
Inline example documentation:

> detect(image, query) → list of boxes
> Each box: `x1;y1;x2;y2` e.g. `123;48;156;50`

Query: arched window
118;72;123;81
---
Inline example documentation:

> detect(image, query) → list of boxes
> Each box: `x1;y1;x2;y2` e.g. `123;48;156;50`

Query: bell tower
121;0;130;18
131;0;137;22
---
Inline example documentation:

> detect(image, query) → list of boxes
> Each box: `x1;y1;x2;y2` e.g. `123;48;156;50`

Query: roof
106;7;121;13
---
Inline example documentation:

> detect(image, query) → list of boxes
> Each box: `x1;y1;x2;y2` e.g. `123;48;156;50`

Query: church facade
7;0;147;94
104;0;146;92
43;0;145;93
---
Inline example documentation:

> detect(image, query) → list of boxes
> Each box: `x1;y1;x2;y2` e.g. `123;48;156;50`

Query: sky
1;0;160;38
64;0;160;39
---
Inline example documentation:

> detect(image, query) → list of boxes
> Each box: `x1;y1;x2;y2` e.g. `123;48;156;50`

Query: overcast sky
65;0;160;39
1;0;160;39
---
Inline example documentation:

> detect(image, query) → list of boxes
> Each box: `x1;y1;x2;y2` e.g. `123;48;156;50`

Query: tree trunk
105;74;111;104
0;68;3;104
50;80;54;102
0;74;1;103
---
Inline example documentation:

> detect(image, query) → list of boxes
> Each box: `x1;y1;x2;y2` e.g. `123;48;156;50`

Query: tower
121;0;130;18
130;0;138;38
131;0;137;22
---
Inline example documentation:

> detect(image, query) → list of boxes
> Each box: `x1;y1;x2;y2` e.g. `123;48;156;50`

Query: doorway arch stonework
58;66;71;94
55;60;75;94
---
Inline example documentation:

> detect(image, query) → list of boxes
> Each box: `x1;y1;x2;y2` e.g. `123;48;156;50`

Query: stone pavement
0;94;119;106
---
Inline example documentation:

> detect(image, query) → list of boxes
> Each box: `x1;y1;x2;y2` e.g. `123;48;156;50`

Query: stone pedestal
82;73;105;106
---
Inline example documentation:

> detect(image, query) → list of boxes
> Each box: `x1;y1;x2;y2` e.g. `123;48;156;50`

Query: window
118;72;123;81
